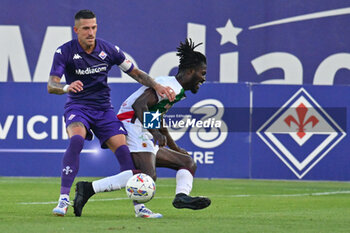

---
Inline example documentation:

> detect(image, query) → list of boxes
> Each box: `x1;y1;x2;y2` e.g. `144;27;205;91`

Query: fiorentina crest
257;88;346;179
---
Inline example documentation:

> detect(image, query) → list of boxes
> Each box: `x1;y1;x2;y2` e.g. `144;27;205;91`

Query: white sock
59;194;69;201
92;170;133;193
133;202;145;212
175;169;193;195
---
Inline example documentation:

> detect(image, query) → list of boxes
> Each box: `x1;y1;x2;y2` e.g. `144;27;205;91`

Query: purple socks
60;135;84;195
115;145;135;171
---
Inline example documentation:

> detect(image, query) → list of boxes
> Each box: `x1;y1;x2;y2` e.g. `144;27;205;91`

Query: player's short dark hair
74;9;96;20
177;38;206;71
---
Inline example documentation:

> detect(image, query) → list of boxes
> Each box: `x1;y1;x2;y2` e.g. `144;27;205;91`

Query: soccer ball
125;173;156;203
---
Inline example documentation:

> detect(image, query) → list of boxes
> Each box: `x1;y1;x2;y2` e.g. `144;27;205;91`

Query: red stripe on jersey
117;111;135;121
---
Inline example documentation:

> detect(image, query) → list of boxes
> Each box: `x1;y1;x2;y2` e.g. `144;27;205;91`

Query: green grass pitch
1;177;350;233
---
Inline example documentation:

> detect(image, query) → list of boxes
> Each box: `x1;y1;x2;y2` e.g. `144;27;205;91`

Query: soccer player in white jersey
73;39;211;218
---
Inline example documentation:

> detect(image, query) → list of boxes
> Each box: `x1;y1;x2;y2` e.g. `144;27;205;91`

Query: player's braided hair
177;38;206;71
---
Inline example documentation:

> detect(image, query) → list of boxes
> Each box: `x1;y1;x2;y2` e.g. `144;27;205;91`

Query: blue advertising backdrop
1;83;349;180
1;1;349;180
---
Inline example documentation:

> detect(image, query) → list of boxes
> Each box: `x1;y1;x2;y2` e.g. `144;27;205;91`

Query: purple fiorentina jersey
50;38;134;110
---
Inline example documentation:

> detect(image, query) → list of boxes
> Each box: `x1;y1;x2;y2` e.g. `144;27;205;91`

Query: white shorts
122;120;159;154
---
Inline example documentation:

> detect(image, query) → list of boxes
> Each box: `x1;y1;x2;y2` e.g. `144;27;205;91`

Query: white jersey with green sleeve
117;76;185;124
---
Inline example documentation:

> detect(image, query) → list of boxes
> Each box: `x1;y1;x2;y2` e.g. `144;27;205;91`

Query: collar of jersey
75;38;100;54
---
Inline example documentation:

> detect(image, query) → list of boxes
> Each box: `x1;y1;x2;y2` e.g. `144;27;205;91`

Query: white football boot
52;194;70;216
135;206;163;218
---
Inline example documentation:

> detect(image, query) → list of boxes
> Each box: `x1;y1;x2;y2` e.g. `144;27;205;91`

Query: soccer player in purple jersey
48;9;175;217
73;39;211;218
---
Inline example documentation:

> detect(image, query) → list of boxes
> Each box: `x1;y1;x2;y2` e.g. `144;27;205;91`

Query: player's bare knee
192;160;197;173
189;159;197;174
183;156;197;175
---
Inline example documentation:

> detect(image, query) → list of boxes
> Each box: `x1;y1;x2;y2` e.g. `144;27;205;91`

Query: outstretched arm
128;67;175;102
47;76;83;94
132;88;167;146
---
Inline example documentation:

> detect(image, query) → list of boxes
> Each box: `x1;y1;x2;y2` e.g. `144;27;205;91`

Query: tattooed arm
128;67;175;102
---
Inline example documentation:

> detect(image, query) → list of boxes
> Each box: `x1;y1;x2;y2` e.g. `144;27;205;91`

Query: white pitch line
18;197;130;205
17;190;350;205
18;197;166;205
226;190;350;197
0;149;97;153
249;7;350;30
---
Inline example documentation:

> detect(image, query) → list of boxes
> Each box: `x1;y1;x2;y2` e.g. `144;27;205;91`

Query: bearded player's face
74;18;97;50
189;63;207;94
